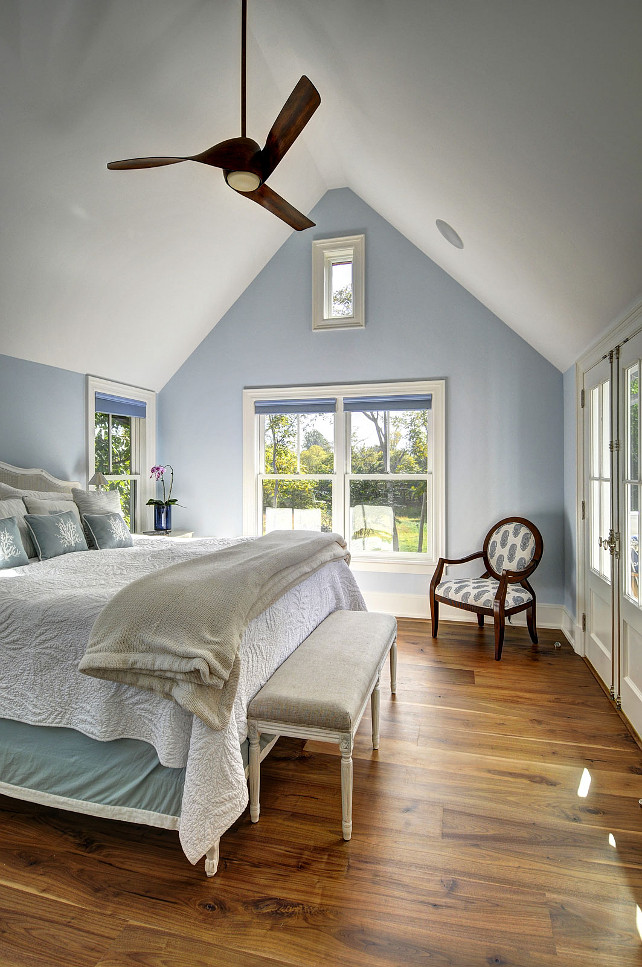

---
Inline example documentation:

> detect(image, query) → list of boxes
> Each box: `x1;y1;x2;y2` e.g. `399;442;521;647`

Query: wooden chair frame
429;516;544;660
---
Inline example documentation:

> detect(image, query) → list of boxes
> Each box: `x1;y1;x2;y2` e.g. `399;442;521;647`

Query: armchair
429;517;543;660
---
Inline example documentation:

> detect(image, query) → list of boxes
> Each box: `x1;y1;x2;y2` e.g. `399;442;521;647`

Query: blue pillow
0;516;30;568
24;511;88;561
82;512;133;550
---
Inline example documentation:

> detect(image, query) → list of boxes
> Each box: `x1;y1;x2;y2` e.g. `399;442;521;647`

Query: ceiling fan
107;0;320;231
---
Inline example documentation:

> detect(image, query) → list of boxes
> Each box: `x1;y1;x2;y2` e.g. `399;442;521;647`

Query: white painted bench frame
248;633;397;841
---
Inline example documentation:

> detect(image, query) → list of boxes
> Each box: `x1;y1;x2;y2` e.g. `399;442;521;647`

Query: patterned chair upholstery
429;517;544;660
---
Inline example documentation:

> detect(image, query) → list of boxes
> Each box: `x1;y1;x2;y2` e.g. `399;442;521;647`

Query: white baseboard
561;606;584;655
361;590;567;634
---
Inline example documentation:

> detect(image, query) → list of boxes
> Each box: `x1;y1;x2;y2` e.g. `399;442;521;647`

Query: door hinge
582;613;587;632
580;388;585;408
581;499;586;520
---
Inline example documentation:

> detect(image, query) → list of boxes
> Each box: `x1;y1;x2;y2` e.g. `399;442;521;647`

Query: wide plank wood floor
2;619;642;966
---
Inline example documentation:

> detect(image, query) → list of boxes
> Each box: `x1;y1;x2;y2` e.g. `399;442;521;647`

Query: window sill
350;556;436;574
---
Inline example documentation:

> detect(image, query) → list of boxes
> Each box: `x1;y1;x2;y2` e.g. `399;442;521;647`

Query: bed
0;461;366;875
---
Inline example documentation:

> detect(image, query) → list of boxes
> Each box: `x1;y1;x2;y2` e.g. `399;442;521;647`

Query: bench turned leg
204;840;220;876
390;639;397;694
340;734;353;841
249;725;260;823
371;676;381;750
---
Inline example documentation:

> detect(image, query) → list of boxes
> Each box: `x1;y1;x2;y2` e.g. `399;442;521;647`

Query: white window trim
86;375;157;532
243;378;445;573
312;235;365;330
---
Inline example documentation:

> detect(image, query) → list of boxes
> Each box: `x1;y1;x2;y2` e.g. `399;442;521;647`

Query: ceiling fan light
226;170;261;192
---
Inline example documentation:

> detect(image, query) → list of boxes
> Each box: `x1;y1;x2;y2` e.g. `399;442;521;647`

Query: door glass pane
626;483;639;602
591;479;600;572
591;386;600;476
629;364;639;481
262;479;332;534
601;385;610;479
601;481;611;581
349;479;428;553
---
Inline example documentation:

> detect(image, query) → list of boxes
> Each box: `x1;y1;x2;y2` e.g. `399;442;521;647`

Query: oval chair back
482;517;543;582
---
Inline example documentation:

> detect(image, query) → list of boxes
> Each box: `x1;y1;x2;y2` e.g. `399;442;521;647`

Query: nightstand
141;530;194;539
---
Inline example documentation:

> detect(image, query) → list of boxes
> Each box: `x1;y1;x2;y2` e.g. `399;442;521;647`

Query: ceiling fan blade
242;183;315;231
107;157;188;170
193;137;261;170
260;76;321;180
108;138;262;172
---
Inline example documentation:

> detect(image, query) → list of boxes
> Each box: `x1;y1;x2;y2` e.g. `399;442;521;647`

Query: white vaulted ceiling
1;0;641;390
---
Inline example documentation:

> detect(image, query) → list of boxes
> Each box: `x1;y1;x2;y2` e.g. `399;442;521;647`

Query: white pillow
72;489;124;547
24;496;83;530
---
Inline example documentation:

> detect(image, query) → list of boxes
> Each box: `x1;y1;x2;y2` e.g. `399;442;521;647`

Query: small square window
312;235;364;330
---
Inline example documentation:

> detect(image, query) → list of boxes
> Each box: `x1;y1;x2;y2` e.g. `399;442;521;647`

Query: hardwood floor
2;619;642;966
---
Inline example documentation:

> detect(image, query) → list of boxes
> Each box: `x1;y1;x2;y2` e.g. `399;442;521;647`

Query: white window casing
86;375;156;532
312;235;365;330
243;379;445;574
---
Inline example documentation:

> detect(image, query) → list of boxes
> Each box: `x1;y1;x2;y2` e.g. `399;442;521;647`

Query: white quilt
0;536;366;862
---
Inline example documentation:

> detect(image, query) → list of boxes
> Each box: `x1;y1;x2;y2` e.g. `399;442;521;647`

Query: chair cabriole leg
527;600;538;643
494;611;505;660
431;597;439;637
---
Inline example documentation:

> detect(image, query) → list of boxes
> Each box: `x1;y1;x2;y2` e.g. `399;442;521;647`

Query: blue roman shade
95;392;147;420
343;393;432;412
254;398;336;415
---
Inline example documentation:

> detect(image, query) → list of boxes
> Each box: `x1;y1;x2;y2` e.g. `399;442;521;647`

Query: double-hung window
86;377;156;531
243;380;445;566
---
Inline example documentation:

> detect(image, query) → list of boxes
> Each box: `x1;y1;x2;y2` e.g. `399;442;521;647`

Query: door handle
599;531;620;557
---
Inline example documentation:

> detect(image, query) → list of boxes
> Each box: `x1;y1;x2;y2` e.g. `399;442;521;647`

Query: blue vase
154;504;172;532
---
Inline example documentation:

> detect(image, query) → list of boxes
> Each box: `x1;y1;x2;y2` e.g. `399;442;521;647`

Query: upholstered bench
247;609;397;841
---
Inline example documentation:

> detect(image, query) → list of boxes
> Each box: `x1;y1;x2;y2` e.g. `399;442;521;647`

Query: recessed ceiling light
436;219;464;249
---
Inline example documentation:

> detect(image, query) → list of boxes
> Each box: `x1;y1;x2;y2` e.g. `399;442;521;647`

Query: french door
584;329;642;736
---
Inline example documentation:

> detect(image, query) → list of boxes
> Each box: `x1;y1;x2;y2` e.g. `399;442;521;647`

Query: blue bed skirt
0;718;271;824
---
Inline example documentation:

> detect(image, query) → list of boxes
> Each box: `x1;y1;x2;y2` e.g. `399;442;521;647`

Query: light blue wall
0;353;86;483
159;188;565;605
563;365;577;619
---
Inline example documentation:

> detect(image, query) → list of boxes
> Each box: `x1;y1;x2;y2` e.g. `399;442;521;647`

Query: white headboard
0;461;81;493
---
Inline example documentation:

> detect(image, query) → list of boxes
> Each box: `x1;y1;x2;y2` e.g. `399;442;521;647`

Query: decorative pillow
0;496;36;559
24;495;83;530
83;513;133;550
0;482;74;502
72;489;123;547
0;517;29;569
24;511;88;561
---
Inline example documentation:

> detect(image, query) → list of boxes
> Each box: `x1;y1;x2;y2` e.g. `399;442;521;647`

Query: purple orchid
147;464;175;506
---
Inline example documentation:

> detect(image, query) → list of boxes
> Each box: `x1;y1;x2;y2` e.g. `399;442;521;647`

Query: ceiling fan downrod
226;0;261;192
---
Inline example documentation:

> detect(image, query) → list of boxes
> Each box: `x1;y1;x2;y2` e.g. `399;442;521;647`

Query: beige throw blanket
79;531;350;731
